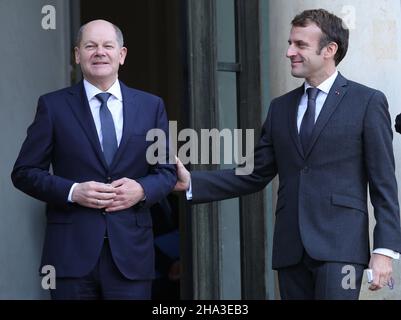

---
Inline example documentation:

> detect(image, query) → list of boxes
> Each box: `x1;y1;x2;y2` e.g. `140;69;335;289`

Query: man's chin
290;70;304;79
89;71;113;80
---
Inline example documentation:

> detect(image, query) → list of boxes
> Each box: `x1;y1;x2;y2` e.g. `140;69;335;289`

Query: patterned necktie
96;93;117;166
300;87;320;153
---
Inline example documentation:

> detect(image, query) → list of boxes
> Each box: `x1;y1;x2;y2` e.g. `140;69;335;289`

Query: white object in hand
366;269;373;283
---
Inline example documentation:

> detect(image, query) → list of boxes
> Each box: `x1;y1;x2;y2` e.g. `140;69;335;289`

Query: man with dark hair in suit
12;19;176;299
175;9;401;299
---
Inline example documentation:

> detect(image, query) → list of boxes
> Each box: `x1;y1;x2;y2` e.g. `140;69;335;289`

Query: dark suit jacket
191;73;401;269
12;81;176;279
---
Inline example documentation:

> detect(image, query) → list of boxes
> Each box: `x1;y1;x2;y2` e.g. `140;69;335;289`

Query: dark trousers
278;251;365;300
50;239;152;300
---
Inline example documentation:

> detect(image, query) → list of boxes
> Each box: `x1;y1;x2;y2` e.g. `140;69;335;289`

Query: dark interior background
79;0;188;126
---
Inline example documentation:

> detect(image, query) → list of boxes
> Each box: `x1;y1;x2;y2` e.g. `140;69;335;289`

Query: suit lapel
109;81;140;170
304;73;348;158
288;85;305;159
67;82;108;169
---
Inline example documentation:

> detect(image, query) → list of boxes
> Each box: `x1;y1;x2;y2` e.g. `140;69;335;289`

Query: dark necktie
300;87;320;153
96;93;117;166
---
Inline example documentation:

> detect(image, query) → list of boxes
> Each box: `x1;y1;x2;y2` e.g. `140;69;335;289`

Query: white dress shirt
84;79;124;147
297;70;338;131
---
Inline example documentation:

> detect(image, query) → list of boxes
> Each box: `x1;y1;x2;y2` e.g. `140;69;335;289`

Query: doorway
76;0;190;299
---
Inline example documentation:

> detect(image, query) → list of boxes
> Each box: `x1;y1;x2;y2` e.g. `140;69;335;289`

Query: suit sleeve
136;98;177;208
191;104;278;203
11;97;75;205
363;90;401;252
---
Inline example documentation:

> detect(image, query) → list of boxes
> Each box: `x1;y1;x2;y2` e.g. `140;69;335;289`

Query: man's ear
74;47;80;64
324;42;338;60
119;47;127;66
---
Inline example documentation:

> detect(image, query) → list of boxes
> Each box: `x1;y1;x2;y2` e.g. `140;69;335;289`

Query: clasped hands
72;178;145;212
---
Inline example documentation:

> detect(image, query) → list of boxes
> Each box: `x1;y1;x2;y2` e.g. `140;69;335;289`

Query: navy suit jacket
12;81;176;279
191;73;401;269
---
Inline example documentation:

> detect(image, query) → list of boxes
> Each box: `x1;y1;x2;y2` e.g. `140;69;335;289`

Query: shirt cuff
67;183;79;202
372;248;400;259
186;179;192;200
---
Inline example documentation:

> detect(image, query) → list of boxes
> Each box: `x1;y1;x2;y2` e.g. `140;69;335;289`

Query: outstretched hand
173;156;191;191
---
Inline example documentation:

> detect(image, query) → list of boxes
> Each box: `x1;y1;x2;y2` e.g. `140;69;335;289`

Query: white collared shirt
297;70;338;132
83;79;124;147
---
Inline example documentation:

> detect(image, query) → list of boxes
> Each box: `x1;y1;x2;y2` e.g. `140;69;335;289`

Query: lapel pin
335;90;340;95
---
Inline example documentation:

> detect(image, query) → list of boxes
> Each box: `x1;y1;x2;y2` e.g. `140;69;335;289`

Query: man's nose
286;45;296;58
95;46;106;55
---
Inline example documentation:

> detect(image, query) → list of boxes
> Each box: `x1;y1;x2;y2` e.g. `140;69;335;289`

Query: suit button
107;177;112;183
302;167;309;174
102;211;107;216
